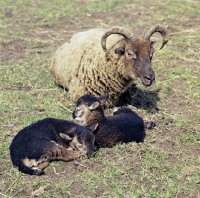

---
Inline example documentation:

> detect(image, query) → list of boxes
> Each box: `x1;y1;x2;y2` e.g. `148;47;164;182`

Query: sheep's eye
128;52;137;60
76;108;81;112
127;50;137;60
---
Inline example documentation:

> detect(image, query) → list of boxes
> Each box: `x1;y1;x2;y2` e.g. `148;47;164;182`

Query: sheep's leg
21;158;45;175
55;146;81;161
30;147;80;174
144;121;156;129
58;150;81;161
26;141;81;174
44;141;81;162
36;161;49;170
21;141;80;175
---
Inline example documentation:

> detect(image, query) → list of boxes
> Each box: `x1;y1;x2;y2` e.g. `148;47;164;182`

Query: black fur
95;107;145;147
9;118;95;175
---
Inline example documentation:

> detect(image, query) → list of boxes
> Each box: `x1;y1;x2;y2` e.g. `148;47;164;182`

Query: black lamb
9;118;96;176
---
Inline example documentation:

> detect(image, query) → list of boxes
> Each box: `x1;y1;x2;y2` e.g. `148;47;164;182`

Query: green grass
0;0;200;197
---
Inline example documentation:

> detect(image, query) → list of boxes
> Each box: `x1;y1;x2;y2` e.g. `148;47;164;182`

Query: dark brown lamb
50;25;168;107
72;94;155;148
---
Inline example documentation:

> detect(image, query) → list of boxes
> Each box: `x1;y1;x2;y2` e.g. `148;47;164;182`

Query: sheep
72;93;155;148
9;118;97;176
49;25;168;107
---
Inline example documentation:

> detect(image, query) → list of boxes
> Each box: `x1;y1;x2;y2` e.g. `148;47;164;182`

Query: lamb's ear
98;93;109;105
88;102;100;110
59;133;73;141
87;123;98;132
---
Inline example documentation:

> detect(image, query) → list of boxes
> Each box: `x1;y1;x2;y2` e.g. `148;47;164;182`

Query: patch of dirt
0;39;29;62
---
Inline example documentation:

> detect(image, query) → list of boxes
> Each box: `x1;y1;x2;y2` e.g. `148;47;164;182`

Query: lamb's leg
144;121;156;129
36;161;49;170
21;158;45;176
56;147;81;161
20;141;80;176
45;141;81;161
31;142;80;173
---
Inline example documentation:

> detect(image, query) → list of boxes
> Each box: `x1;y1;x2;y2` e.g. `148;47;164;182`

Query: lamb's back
108;113;144;142
95;112;145;147
9;118;75;162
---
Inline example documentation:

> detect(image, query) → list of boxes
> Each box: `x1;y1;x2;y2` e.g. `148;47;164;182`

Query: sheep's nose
144;75;155;86
145;75;155;82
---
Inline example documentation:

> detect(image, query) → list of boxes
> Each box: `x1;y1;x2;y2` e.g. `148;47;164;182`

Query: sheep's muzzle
140;71;155;86
134;56;155;87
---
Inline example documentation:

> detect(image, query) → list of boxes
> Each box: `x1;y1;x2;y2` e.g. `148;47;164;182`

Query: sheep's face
73;101;100;125
69;133;95;158
73;94;109;125
60;126;96;158
115;38;155;86
72;104;88;124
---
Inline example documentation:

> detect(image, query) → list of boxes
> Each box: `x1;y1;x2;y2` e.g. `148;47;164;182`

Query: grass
0;0;200;197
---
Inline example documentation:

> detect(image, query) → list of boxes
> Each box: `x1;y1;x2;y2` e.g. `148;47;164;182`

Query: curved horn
144;24;168;49
101;27;134;61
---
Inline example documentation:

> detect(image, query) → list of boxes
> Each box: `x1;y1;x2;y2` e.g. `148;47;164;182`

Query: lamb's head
101;25;168;86
72;93;109;125
59;124;97;158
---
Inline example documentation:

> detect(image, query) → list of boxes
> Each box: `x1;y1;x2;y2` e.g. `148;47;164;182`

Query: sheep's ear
87;123;98;132
59;133;73;141
115;47;125;55
88;102;100;110
98;93;109;105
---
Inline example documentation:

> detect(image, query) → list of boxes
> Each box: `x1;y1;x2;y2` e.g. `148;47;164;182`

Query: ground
0;0;200;197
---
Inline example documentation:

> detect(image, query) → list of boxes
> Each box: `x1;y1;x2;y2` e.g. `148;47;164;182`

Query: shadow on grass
56;82;161;113
118;86;161;113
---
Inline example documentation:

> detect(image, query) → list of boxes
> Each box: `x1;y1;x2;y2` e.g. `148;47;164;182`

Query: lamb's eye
76;108;81;112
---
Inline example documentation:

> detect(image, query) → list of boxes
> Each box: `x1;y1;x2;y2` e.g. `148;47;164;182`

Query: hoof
144;121;156;129
33;169;45;176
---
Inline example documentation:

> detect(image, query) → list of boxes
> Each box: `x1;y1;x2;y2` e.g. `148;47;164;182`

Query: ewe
50;25;168;107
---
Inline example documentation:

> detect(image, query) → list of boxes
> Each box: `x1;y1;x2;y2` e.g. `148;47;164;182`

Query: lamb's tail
13;160;44;176
144;121;156;130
